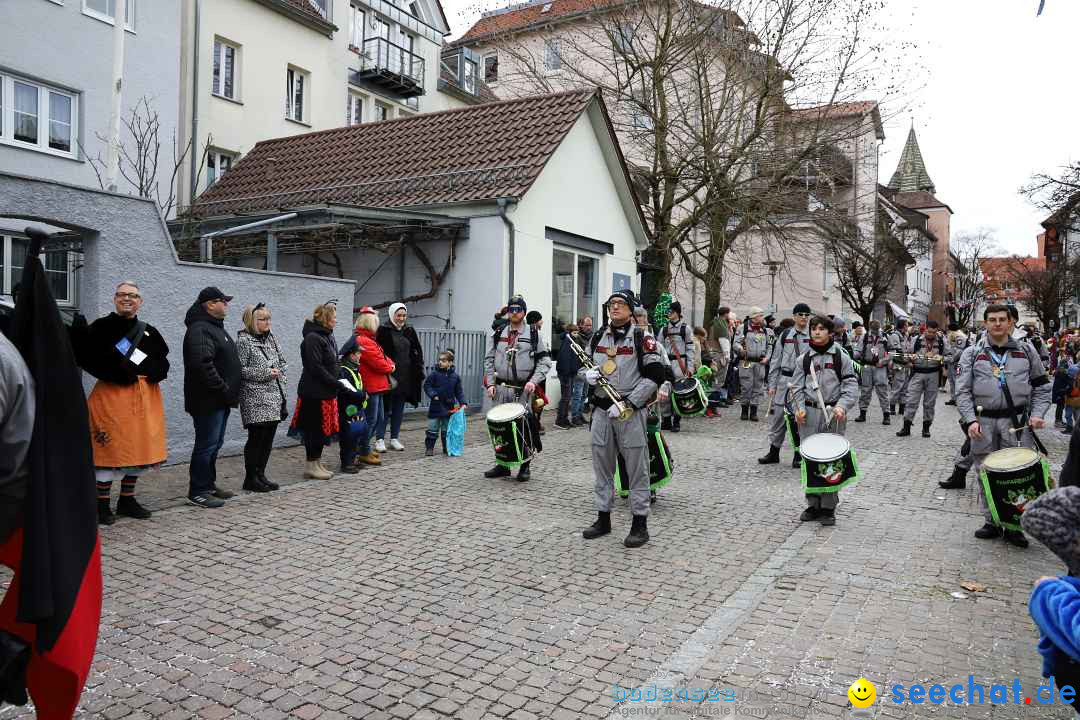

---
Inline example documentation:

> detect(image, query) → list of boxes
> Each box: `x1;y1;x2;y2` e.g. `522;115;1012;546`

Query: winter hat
388;302;406;318
606;289;639;309
792;302;812;315
1021;486;1080;575
747;306;764;318
526;310;542;325
669;301;682;316
339;336;362;358
506;295;527;313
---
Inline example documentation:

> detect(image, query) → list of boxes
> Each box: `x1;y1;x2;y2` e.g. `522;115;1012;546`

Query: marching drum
486;403;535;469
613;420;674;497
672;377;708;417
980;447;1052;531
800;433;859;494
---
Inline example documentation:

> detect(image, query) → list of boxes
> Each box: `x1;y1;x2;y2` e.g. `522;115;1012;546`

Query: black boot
624;515;649;548
116;494;152;519
748;406;759;422
484;465;511;478
882;412;891;425
889;404;896;415
257;470;279;491
975;522;1002;540
97;498;116;526
582;511;611;539
516;462;531;481
799;506;820;522
670;415;681;433
899;403;906;416
740;405;750;421
1004;530;1029;548
921;421;932;438
1056;404;1065;426
792;451;802;468
855;409;866;423
441;431;448;455
243;469;272;492
757;445;780;464
554;400;572;429
939;466;967;489
424;430;438;457
661;416;673;431
896;420;912;437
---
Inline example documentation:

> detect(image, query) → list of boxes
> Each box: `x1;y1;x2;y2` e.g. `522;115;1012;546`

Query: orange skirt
87;378;167;469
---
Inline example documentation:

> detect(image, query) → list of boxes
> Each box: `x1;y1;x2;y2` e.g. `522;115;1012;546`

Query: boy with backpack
424;350;466;456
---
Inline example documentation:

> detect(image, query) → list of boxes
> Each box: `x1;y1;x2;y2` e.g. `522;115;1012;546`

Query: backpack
493;324;541;379
590;326;648;376
802;346;848;384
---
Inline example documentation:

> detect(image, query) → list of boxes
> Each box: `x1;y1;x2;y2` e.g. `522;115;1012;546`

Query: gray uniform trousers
904;370;939;423
739;362;768;408
946;361;957;400
858;366;889;412
768;382;796;447
970;418;1037;523
802;407;846;511
890;367;910;407
591;408;651;517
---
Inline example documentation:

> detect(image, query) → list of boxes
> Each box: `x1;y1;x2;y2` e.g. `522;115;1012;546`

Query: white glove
607;402;625;419
585;368;601;386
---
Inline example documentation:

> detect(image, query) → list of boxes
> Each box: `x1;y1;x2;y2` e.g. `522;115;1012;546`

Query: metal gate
411;328;489;411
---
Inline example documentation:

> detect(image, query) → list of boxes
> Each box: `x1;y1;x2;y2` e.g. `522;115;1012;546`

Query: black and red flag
1;227;101;717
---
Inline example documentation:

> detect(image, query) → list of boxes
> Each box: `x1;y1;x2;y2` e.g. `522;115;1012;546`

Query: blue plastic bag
446;407;466;457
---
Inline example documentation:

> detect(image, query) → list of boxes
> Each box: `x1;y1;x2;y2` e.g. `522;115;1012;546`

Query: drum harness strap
588;327;650;408
494;324;541;393
999;372;1048;455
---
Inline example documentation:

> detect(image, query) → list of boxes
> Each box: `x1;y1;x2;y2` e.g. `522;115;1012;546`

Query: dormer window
484;54;498;82
464;59;477;93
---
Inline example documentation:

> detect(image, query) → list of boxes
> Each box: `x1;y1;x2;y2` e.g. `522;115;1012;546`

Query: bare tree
999;255;1074;333
85;96;195;218
951;229;999;330
470;0;912;309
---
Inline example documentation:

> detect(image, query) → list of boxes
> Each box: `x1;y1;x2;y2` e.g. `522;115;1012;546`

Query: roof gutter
496;197;516;297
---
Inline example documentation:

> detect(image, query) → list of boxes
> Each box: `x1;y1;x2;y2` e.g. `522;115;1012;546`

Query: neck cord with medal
602;323;630;375
987;345;1009;387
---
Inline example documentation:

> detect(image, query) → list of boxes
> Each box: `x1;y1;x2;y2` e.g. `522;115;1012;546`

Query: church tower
889;126;936;194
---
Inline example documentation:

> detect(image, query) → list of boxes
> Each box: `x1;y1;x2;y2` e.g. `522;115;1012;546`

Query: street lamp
763;260;782;311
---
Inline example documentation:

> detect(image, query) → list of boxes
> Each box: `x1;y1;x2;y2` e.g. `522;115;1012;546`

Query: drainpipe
188;0;202;206
496;197;516;297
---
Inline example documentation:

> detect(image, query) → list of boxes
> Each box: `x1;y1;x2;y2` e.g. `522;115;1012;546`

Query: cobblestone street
5;393;1074;719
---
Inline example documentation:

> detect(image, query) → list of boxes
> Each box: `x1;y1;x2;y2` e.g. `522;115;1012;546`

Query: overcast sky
442;0;1080;257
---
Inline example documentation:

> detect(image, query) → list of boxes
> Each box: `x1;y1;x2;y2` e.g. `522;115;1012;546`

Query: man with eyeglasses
71;281;170;525
182;287;242;508
759;303;813;466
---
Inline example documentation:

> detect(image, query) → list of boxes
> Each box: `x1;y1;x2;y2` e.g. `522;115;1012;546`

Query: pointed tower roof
888;126;936;194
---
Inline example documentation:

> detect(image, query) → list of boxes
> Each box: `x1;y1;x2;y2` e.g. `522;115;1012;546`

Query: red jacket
355;328;395;393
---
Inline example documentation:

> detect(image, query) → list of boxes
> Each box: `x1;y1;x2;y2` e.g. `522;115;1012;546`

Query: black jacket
182;302;241;415
376;320;424;406
298;320;340;400
72;312;170;385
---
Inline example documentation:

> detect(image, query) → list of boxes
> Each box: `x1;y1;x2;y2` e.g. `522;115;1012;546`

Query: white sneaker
375;439;386;453
389;438;405;451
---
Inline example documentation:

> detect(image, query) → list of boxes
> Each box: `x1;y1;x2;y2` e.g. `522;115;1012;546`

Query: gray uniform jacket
853;333;888;368
484;323;551;388
659;321;695;376
584;325;665;409
955;338;1051;427
791;344;860;418
768;327;811;392
734;324;773;362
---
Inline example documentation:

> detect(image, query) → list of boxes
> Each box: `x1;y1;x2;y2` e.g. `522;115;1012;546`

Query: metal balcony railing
354;36;425;98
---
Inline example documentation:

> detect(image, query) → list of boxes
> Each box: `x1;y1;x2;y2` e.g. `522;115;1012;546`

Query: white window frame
212;38;240;100
0;74;79;160
615;22;635;52
551;245;600;348
373;102;390;122
483;53;499;83
205;149;236;190
347;92;364;126
285;66;309;123
463;58;477;94
543;38;562;72
82;0;135;31
1;235;77;307
348;4;365;49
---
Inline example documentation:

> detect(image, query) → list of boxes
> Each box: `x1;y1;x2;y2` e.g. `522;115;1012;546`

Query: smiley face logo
847;678;876;708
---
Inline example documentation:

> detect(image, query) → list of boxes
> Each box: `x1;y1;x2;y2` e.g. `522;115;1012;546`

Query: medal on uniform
991;365;1002;379
602;346;618;375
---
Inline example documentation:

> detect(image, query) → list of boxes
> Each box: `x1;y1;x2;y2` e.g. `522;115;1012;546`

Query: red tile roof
892;191;953;213
789;100;879;119
189;89;599;218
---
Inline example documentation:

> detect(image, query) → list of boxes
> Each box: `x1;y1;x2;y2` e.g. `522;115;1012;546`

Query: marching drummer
887;319;914;416
659;300;695;433
853;320;891;425
955;303;1051;547
482;295;552;482
791;315;860;526
581;289;666;548
734;307;773;422
760;302;813;467
897;321;945;439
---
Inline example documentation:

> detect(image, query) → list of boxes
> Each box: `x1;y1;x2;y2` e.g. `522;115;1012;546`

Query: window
483;54;499;83
374;103;389;121
347;92;364;125
348;4;365;48
1;236;76;305
83;0;135;29
0;74;77;158
212;39;238;99
306;0;329;19
463;59;477;93
615;22;635;52
629;88;652;131
205;150;235;189
285;67;308;122
551;248;598;352
543;38;562;71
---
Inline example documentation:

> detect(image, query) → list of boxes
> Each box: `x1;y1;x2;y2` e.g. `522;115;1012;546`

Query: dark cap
506;295;527;313
339;336;362;358
197;286;233;304
792;302;812;315
669;301;682;316
606;289;639;309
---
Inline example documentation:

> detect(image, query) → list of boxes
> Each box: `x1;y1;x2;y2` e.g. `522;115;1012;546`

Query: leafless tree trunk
951;229;1000;330
1000;256;1075;333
